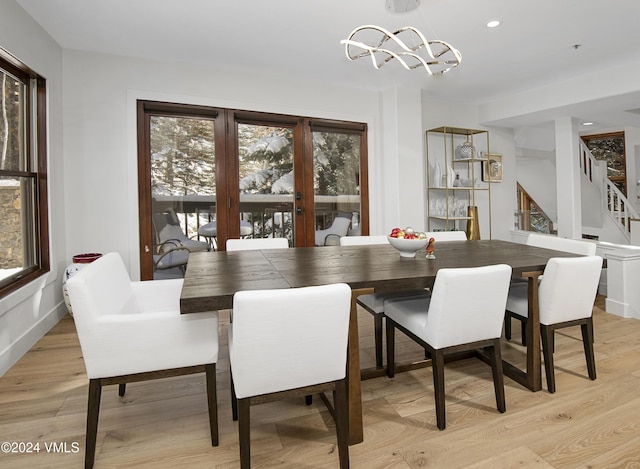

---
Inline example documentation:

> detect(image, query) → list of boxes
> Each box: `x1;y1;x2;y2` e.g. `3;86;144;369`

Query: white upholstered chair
315;214;352;246
423;230;468;242
226;237;289;251
340;234;430;367
339;234;389;246
341;231;467;368
152;208;210;278
505;256;602;392
65;253;219;469
152;246;191;276
505;233;597;344
384;264;512;430
229;283;351;469
526;233;597;255
153;208;210;253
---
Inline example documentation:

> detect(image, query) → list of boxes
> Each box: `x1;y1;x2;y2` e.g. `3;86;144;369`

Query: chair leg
333;378;350;469
488;340;506;413
581;319;597;381
118;383;126;397
504;314;512;340
238;398;251;469
85;379;102;469
540;325;556;393
432;350;446;431
505;312;526;346
374;314;384;368
305;395;313;405
385;321;396;378
231;372;238;421
205;364;219;446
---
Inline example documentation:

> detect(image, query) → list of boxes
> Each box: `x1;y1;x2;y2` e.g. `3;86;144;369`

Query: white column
380;86;424;231
554;117;582;238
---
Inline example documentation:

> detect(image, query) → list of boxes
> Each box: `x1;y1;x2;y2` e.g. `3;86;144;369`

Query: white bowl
387;236;428;258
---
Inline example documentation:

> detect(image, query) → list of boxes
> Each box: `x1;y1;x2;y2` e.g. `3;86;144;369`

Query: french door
137;101;368;280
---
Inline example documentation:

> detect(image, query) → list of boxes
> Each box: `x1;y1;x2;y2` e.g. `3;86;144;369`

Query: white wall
0;2;67;375
382;87;425;231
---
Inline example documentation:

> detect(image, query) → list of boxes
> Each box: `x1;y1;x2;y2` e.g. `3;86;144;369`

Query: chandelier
340;24;462;76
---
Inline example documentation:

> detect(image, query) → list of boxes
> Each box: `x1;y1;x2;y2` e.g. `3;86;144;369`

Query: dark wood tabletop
180;239;576;313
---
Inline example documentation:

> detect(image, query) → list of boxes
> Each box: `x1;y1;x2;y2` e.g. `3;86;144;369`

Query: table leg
525;273;542;391
346;288;372;445
501;272;543;391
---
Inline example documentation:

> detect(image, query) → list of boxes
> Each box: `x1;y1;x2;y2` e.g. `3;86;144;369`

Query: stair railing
579;140;638;237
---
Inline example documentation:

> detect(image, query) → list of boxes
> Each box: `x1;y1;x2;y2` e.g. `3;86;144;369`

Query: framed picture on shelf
482;153;503;182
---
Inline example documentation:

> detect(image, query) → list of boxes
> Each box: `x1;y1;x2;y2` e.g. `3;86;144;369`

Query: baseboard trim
0;302;67;376
605;297;640;320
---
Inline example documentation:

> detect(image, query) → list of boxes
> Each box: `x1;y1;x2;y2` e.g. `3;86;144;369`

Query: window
0;49;49;298
581;131;626;195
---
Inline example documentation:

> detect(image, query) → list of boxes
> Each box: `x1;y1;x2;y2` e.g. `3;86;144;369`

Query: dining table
180;239;584;444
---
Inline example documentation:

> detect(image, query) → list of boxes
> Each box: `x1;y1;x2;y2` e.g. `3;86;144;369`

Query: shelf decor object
482;153;503;182
455;140;475;160
465;206;480;240
340;25;462;76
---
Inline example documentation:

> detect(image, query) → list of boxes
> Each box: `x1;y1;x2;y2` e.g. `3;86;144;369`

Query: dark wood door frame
137;101;369;280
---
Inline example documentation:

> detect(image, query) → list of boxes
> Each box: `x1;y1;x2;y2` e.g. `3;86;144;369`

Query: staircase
579;140;638;242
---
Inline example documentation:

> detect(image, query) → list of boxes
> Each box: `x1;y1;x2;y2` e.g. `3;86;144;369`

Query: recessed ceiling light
486;19;501;28
582;122;594;126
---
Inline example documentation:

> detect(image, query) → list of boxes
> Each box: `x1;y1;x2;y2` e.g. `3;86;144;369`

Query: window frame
0;49;49;299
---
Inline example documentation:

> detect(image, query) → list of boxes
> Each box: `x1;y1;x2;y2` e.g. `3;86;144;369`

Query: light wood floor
1;296;640;468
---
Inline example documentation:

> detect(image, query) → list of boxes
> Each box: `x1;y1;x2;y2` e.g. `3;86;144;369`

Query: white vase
62;253;103;316
447;164;455;187
432;161;442;187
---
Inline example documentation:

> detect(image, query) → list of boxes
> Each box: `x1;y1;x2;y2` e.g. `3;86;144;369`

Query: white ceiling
15;0;640;130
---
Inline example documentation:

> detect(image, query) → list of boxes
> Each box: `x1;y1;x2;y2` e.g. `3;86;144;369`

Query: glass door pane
150;116;215;277
313;132;361;245
237;124;294;245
